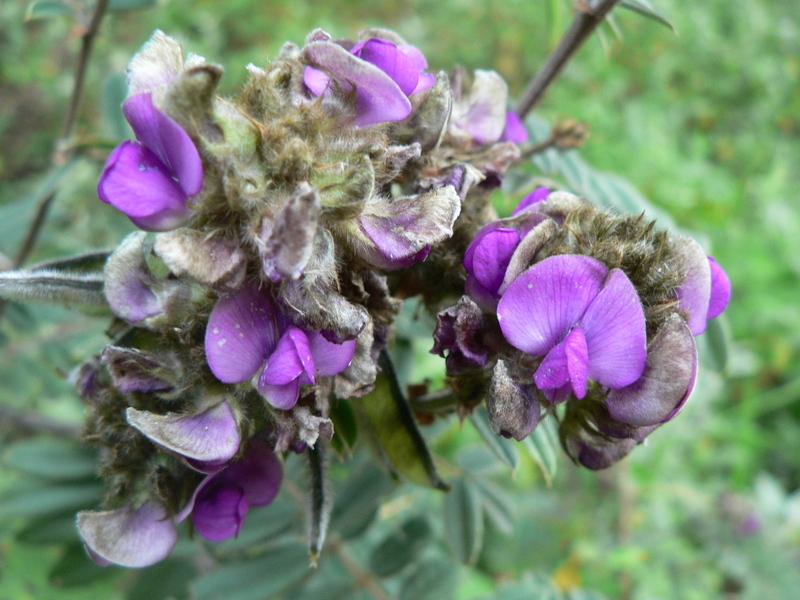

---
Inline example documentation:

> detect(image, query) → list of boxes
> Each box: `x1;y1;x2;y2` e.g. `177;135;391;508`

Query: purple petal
673;236;712;335
192;485;248;541
497;255;608;356
707;256;731;319
126;401;240;464
397;44;428;71
501;110;529;144
98;141;194;232
566;435;638;471
605;314;698;427
214;439;283;507
261;326;315;386
308;332;356;376
533;326;589;400
101;345;173;393
257;377;301;410
463;227;520;297
122;93;203;197
304;41;412;126
580;268;647;389
353;38;419;96
205;284;281;383
77;501;177;568
303;66;331;95
512;186;550;216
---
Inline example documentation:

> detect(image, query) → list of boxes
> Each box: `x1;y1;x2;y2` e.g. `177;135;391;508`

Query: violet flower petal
126;401;240;465
304;41;412;126
533;326;589;400
303;66;331;95
673;236;712;335
261;326;315;386
98;141;194;232
122;93;203;197
707;256;731;319
512;186;550;216
501;110;529;144
205;284;281;383
192;485;248;541
605;314;698;427
352;38;420;96
580;268;647;389
464;227;520;297
214;439;283;507
77;501;177;568
498;255;607;356
308;332;356;377
103;231;162;323
257;377;301;410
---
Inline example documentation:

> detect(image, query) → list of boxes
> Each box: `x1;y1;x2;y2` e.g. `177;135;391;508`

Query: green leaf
356;352;449;490
329;460;394;540
329;398;358;456
0;269;109;313
3;438;97;481
368;516;432;578
0;482;102;519
443;477;484;565
27;250;111;274
25;0;74;21
701;315;729;373
192;541;310;600
469;406;519;471
102;73;131;141
128;558;195;600
49;543;117;588
398;559;458;600
16;512;80;544
522;418;559;486
216;496;296;554
619;0;677;33
108;0;157;11
473;478;515;535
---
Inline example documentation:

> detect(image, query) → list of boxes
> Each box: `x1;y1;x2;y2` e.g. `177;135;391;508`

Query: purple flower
511;186;550;216
497;255;647;402
179;439;283;541
77;500;178;568
204;283;356;410
98;92;203;231
304;37;434;126
673;237;731;335
501;110;529;144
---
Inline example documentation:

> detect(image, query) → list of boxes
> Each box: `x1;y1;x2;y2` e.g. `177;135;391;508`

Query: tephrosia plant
0;2;737;599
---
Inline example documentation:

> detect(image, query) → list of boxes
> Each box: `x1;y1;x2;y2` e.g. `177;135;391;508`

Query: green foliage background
0;0;799;599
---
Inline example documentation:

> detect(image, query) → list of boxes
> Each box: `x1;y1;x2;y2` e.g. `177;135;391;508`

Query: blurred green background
0;0;799;599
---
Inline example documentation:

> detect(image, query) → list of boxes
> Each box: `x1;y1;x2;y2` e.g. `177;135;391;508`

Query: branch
515;0;624;119
328;535;395;600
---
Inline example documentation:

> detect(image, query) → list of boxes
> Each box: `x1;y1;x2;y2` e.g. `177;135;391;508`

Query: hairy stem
515;0;624;119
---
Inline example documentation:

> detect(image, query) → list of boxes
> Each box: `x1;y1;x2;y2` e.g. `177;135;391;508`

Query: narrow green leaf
0;482;102;519
128;558;195;600
701;315;729;373
473;478;515;535
3;438;97;481
0;269;108;312
50;543;116;588
619;0;677;33
16;512;80;544
193;542;310;600
329;460;394;539
329;398;358;456
368;516;431;578
356;352;449;490
25;0;74;21
27;249;111;274
522;418;559;486
469;406;519;471
399;559;459;600
443;477;484;565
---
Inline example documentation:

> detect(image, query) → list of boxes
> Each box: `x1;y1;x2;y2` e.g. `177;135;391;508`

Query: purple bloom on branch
497;255;647;402
501;110;529;144
204;284;356;410
304;37;434;126
98;92;203;231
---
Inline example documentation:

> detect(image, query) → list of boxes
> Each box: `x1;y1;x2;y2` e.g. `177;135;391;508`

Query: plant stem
515;0;624;119
328;535;395;600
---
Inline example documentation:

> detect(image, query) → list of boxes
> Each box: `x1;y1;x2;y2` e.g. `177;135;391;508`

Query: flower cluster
433;188;730;468
77;26;528;568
